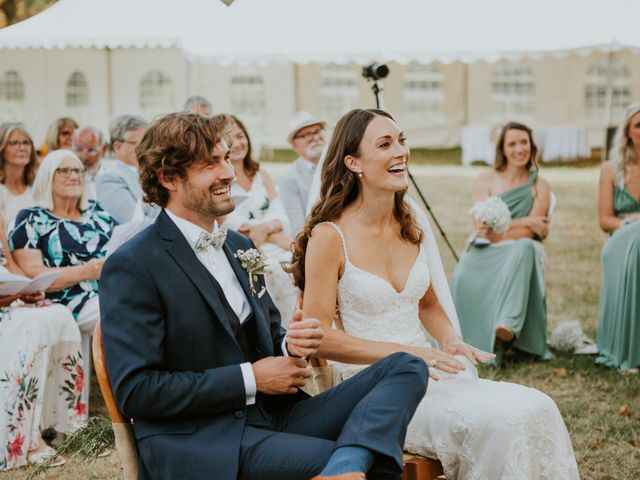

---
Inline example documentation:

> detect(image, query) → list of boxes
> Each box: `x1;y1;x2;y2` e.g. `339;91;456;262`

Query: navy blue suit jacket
100;210;298;479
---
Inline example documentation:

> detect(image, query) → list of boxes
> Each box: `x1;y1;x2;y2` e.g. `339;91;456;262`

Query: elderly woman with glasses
8;149;116;396
0;123;38;226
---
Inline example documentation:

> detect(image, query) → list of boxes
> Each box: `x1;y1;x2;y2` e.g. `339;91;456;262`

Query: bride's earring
357;171;364;178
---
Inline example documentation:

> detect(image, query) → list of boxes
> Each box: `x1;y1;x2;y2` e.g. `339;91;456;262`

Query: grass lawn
3;163;639;480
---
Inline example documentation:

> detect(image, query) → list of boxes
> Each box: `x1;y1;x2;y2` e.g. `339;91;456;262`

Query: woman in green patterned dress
451;122;552;362
596;102;640;374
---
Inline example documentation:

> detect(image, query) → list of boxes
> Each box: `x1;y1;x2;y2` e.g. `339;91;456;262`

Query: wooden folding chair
92;321;138;480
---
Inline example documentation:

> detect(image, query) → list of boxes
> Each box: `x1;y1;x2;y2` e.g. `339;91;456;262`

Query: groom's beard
180;179;235;219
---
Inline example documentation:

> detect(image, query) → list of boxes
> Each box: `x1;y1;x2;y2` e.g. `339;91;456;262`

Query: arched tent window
319;64;359;125
403;63;445;125
584;58;632;122
491;61;535;123
230;74;266;130
139;70;173;119
0;70;25;122
66;71;89;107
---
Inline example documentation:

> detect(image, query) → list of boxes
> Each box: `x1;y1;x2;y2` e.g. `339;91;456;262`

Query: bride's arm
303;225;464;374
418;286;495;366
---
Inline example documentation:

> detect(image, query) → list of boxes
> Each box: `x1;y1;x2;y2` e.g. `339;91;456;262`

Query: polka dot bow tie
194;226;228;252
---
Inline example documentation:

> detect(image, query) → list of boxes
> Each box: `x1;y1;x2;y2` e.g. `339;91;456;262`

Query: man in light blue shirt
96;115;156;223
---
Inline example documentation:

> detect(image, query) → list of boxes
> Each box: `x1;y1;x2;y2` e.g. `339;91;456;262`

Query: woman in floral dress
0;213;86;471
9;149;116;398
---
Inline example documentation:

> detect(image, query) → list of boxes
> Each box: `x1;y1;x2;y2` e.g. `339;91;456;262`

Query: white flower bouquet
469;196;512;246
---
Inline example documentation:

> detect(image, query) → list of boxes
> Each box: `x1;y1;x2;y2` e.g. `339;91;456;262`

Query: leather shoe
312;472;366;480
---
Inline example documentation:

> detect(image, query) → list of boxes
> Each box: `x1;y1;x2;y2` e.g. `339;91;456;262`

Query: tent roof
1;0;639;64
0;0;227;49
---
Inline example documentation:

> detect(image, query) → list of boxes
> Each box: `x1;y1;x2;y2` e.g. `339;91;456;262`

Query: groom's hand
286;309;323;357
252;357;312;394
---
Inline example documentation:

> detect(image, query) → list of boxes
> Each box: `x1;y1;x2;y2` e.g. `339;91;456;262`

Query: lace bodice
323;222;432;347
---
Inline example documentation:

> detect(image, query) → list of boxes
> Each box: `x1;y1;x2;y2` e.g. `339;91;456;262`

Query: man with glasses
278;112;326;235
96;115;157;224
72;126;115;200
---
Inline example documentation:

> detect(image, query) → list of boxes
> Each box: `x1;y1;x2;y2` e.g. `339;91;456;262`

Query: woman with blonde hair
43;117;78;154
0;123;38;225
596;102;640;373
450;121;552;363
9;149;116;395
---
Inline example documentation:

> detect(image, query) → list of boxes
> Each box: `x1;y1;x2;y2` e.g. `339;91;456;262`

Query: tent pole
105;47;113;118
602;47;614;161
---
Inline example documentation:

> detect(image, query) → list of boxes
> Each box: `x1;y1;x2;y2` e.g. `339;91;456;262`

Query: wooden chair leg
403;454;444;480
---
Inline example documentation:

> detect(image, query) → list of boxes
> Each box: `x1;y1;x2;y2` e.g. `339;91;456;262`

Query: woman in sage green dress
596;102;640;374
451;122;552;361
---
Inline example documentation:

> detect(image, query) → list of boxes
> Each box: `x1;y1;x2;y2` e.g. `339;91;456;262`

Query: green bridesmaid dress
596;186;640;371
451;170;551;359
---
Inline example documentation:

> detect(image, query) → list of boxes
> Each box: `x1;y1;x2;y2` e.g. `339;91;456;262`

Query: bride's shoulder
306;222;346;265
310;222;343;245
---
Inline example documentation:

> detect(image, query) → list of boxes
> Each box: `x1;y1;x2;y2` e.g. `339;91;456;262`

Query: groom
99;112;428;480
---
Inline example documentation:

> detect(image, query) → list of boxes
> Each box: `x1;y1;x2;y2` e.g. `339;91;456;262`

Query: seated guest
451;122;552;362
43;117;78;154
278;112;326;236
183;95;212;116
96;115;155;224
0;213;86;471
101;112;427;480
0;123;37;226
596;102;640;374
222;115;297;325
72;126;114;200
9;150;116;395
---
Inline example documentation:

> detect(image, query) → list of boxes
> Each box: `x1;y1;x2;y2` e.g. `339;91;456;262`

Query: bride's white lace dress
324;222;580;480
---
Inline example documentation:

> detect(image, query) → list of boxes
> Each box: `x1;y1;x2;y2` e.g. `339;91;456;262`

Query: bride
291;109;580;479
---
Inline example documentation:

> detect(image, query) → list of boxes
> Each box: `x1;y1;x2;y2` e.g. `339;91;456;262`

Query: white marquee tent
0;0;638;152
1;0;639;64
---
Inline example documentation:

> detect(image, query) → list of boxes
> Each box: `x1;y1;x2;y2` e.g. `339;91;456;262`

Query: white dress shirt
165;209;258;405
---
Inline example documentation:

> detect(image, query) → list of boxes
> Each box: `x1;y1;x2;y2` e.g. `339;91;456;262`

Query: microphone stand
368;79;460;263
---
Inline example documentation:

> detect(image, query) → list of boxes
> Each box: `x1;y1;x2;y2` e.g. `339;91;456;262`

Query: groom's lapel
222;236;259;314
156;210;238;344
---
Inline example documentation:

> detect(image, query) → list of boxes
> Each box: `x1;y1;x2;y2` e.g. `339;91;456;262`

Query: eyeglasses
55;167;85;178
293;128;325;141
73;146;101;156
6;140;31;148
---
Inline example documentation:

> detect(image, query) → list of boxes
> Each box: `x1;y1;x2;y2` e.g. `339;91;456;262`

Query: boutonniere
234;248;267;298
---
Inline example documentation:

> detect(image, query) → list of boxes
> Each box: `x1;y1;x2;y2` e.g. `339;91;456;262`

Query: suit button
234;411;245;419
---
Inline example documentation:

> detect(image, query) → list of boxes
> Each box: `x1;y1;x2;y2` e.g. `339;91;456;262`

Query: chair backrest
93;321;139;480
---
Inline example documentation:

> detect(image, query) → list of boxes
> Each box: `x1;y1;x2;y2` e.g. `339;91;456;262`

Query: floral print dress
8;201;116;318
0;258;86;470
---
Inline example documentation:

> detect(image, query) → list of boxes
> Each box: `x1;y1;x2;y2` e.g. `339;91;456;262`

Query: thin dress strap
318;221;349;263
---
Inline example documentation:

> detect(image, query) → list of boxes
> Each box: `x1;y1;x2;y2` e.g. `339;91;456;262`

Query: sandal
28;445;66;467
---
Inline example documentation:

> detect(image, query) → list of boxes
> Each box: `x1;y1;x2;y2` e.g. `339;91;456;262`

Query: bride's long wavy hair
290;108;423;291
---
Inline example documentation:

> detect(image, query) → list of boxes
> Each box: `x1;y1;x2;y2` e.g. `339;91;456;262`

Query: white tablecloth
461;126;494;166
535;127;589;162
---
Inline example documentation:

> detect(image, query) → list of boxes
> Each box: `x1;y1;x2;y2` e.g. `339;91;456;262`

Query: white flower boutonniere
234;248;267;298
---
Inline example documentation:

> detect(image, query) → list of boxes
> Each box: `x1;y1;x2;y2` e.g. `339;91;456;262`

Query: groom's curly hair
290;108;423;291
136;112;230;207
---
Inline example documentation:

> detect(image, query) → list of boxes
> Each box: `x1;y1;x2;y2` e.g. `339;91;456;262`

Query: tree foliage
0;0;56;27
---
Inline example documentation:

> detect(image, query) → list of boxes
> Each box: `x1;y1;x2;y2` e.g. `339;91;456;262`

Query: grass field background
3;162;639;480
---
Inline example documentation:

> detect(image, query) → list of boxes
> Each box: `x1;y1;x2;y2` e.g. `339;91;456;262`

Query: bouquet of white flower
469;196;512;246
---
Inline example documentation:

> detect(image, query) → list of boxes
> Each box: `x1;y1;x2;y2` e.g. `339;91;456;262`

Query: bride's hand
409;346;466;381
442;334;495;366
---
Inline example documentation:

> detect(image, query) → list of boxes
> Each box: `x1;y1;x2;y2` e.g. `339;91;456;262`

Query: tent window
320;64;359;125
403;64;445;125
0;71;25;102
66;71;89;107
491;62;535;123
0;71;25;122
584;58;631;121
231;74;266;129
139;71;173;117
